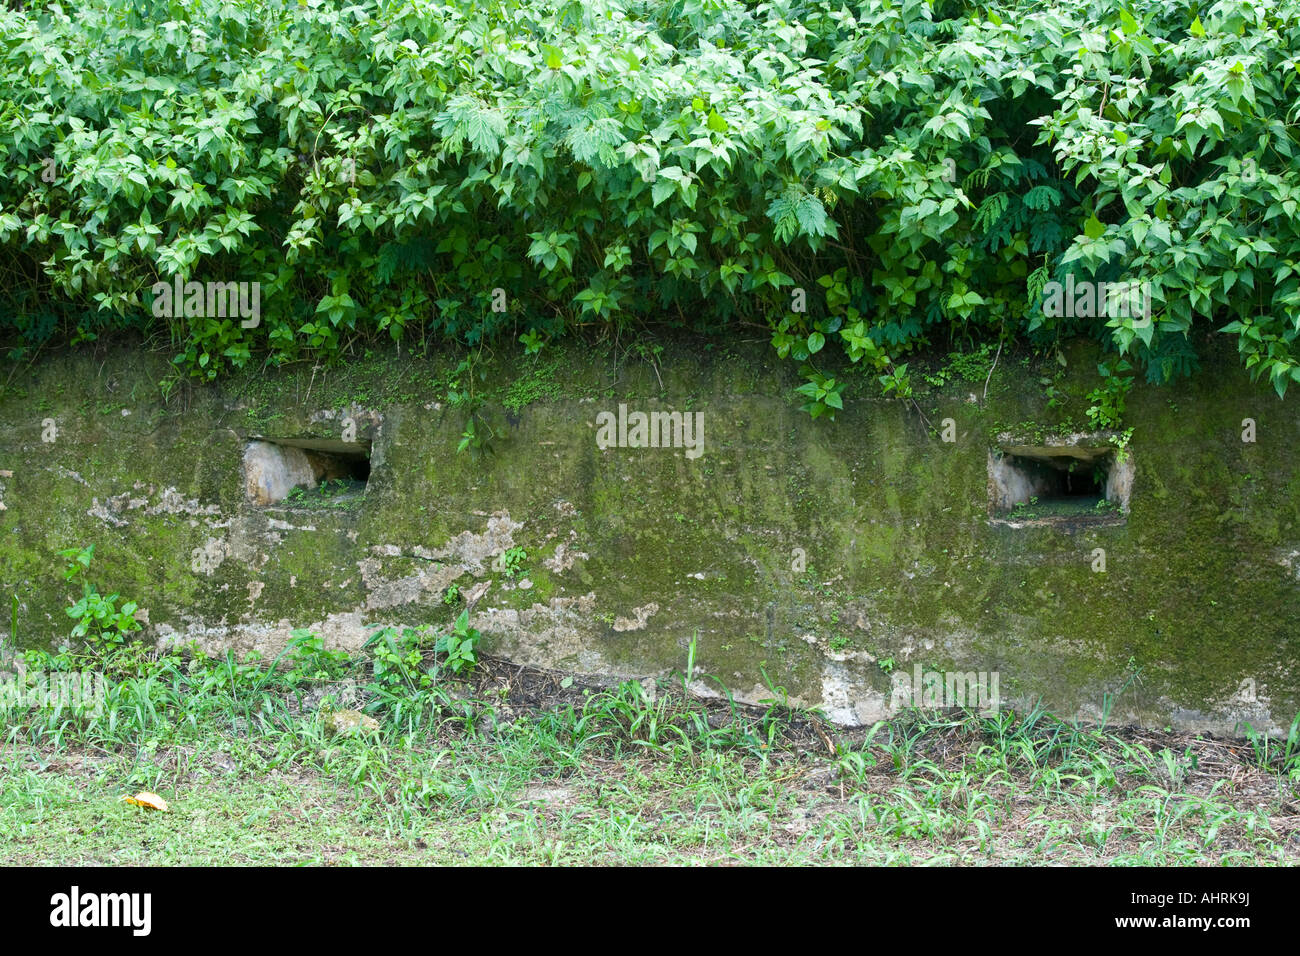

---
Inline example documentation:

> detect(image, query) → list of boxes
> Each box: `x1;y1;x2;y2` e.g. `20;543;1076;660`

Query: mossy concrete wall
1;339;1296;733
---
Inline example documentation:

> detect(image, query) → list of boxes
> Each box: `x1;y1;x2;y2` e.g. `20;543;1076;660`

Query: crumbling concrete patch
431;512;523;570
614;602;659;632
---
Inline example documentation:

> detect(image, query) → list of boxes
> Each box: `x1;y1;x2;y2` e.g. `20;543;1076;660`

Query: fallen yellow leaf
119;791;169;811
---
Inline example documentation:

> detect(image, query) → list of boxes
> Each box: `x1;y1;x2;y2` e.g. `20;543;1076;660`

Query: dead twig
983;340;1002;404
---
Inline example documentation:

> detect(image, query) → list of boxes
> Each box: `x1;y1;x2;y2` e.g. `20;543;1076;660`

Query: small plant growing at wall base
285;629;353;683
435;610;482;676
365;625;435;698
363;610;483;699
59;546;143;661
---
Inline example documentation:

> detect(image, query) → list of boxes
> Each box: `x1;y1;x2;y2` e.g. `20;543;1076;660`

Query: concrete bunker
988;435;1133;522
243;437;371;506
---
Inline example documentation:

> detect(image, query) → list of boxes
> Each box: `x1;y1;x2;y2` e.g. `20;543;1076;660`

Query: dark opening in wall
243;437;371;506
989;438;1133;523
302;445;371;485
1031;455;1103;498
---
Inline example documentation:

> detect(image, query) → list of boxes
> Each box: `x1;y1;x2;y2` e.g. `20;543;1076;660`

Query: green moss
499;358;563;413
1;338;1297;729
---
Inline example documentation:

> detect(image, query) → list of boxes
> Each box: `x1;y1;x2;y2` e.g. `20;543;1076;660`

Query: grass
2;634;1299;866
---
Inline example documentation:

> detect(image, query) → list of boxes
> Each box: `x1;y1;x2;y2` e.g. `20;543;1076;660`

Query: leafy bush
2;0;1299;409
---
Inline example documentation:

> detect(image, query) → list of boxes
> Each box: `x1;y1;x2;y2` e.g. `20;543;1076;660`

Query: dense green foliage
1;0;1298;409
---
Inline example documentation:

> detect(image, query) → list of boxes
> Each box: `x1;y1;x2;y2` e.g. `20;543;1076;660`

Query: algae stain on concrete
1;340;1298;734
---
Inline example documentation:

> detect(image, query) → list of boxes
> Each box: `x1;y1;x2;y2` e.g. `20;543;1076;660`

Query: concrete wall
0;338;1296;732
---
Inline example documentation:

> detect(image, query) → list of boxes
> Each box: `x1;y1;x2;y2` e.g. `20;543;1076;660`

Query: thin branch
983;340;1002;404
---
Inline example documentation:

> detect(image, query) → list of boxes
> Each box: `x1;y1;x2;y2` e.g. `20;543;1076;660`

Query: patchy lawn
4;662;1298;865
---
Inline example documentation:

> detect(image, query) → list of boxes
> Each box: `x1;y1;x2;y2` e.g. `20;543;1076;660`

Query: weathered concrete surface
243;440;316;505
0;338;1296;734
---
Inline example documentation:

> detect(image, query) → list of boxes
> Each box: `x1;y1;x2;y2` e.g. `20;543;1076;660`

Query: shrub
1;0;1298;409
